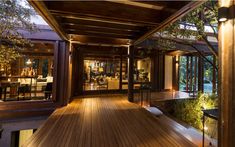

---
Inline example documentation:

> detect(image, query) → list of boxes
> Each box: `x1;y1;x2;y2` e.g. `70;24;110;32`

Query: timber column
198;56;204;92
218;0;235;146
172;56;179;91
128;46;134;102
53;41;70;106
119;53;123;91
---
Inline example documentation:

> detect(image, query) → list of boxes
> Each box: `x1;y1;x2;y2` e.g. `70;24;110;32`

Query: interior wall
164;55;173;90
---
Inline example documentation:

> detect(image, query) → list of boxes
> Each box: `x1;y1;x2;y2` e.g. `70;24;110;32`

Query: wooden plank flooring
23;95;196;147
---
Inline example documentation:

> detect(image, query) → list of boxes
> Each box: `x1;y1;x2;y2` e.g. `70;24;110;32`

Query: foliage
204;56;214;81
150;0;218;69
0;0;36;69
173;93;218;130
179;56;187;90
155;0;217;50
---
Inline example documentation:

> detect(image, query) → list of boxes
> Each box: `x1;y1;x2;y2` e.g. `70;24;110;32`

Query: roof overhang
28;1;203;47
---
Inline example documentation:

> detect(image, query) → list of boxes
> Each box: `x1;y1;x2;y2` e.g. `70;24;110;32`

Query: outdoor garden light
218;7;228;22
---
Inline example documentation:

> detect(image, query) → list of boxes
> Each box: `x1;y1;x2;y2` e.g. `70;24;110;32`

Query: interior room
1;0;234;147
0;41;54;102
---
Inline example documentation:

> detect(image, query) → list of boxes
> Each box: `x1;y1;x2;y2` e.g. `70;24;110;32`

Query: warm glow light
204;126;208;131
219;17;227;22
0;66;4;71
218;7;228;22
26;59;32;65
220;0;230;8
175;55;179;65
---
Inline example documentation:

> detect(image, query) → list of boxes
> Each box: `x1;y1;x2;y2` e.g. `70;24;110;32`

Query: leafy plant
0;0;36;72
173;93;218;130
149;0;218;70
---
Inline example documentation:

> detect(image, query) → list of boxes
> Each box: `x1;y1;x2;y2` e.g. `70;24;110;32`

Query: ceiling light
26;59;32;65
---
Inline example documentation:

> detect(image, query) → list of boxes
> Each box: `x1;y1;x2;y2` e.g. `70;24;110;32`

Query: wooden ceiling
29;1;203;46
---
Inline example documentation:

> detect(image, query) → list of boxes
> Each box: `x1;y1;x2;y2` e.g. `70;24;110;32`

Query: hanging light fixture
26;59;32;65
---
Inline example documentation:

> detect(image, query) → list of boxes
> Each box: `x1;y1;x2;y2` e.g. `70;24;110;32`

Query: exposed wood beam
133;1;205;46
71;35;130;46
44;1;168;25
67;30;136;40
138;1;189;10
105;0;176;12
50;10;158;26
83;51;123;56
28;1;69;41
60;18;148;31
84;56;121;61
62;23;142;34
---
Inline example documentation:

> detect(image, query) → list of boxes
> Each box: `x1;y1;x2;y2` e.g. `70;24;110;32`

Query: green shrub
173;93;218;130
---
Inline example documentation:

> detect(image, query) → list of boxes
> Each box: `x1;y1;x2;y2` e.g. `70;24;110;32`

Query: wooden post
212;55;217;94
150;52;157;91
151;51;165;91
53;41;70;106
189;56;193;91
194;57;197;93
71;46;84;96
186;56;189;91
128;46;134;102
52;41;59;102
198;56;204;92
119;54;123;91
172;56;179;91
218;1;235;146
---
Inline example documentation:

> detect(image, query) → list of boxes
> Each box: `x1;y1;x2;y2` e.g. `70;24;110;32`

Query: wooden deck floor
24;95;196;147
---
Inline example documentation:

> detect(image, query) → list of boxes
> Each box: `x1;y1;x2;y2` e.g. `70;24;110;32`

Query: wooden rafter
44;1;172;25
29;1;202;46
70;35;130;46
68;30;136;40
105;0;176;12
133;1;205;45
62;23;142;34
50;10;159;27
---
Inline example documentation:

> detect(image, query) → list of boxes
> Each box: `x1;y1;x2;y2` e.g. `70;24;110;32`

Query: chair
44;82;53;100
10;83;20;98
18;84;31;100
97;77;108;90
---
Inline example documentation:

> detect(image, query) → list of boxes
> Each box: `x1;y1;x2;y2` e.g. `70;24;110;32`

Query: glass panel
136;58;151;82
0;44;54;102
204;56;213;93
179;56;198;92
179;56;187;91
83;59;120;91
